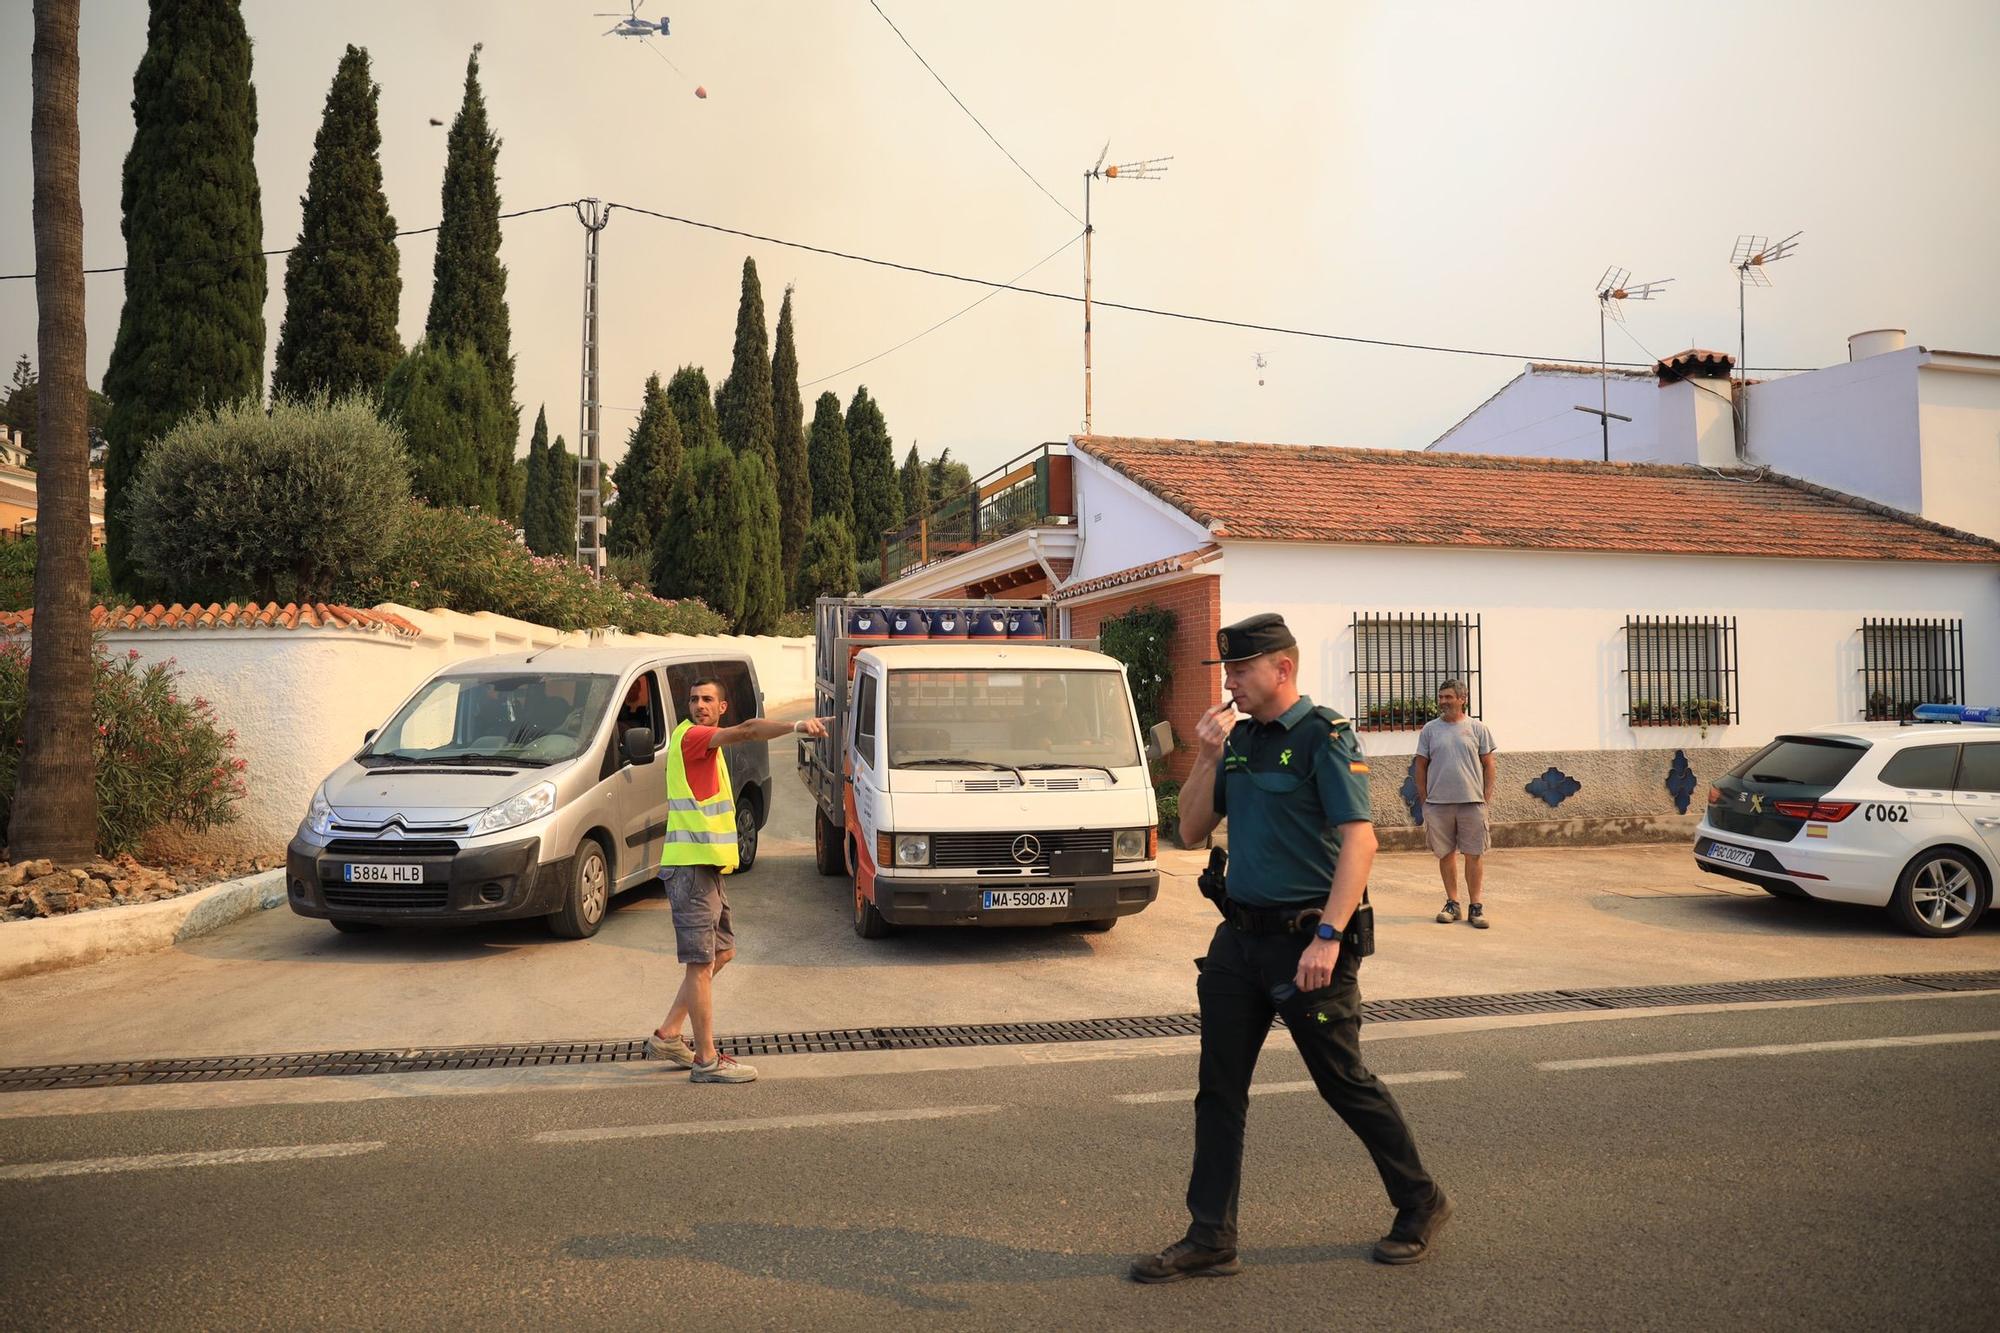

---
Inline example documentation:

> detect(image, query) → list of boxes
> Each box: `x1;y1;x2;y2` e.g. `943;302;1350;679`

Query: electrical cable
607;200;1817;371
867;0;1084;227
0;201;580;282
801;229;1083;388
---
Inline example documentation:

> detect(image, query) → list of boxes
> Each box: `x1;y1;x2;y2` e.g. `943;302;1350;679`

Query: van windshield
885;669;1141;770
361;673;617;767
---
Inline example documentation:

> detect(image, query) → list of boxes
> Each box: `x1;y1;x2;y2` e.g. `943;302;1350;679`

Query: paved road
6;994;1997;1329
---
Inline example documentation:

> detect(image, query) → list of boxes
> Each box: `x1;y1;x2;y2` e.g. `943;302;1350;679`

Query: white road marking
1113;1070;1464;1105
0;1141;386;1181
534;1104;1005;1144
1538;1029;2000;1072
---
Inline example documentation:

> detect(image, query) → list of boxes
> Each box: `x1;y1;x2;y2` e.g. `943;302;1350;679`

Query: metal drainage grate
2;970;1994;1094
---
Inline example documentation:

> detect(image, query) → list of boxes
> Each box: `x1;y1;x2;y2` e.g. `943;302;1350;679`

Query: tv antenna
1732;231;1801;385
1574;267;1672;461
1081;144;1172;433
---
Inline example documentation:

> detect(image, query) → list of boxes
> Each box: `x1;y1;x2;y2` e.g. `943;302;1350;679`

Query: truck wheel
547;838;610;939
814;808;845;876
1078;917;1117;933
853;884;892;939
734;793;760;874
330;919;379;934
1889;848;1989;937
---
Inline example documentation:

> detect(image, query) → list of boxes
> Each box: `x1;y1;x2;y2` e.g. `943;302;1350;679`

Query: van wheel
1890;849;1989;937
853;884;892;939
330;919;379;934
548;839;610;939
814;808;845;876
734;792;760;874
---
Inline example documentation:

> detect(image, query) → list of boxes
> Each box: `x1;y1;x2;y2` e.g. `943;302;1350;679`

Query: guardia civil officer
1130;614;1452;1282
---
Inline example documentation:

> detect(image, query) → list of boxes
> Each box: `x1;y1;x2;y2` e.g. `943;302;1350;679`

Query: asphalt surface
5;993;1997;1330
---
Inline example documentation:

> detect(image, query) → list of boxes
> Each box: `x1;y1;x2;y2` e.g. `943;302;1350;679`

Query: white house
1432;330;2000;542
876;437;2000;845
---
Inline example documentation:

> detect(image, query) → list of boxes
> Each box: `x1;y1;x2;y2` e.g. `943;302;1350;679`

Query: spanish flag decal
1349;761;1370;774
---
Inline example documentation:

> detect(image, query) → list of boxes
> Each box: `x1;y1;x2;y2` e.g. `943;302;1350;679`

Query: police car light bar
1913;704;2000;724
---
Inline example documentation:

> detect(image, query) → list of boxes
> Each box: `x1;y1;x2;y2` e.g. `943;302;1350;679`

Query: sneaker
644;1031;697;1068
1468;903;1489;929
690;1052;757;1084
1435;900;1461;924
1128;1238;1241;1284
1373;1189;1453;1265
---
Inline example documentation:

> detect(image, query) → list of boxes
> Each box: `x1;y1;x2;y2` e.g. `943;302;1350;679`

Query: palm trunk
10;0;97;863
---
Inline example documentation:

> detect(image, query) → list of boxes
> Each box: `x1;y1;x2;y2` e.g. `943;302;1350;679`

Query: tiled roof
0;602;424;635
1074;437;2000;563
1055;546;1221;601
1527;362;1654;379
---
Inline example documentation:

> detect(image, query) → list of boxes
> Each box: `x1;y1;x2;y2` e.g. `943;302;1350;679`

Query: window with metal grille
1351;613;1481;730
1861;618;1964;720
1624;616;1738;727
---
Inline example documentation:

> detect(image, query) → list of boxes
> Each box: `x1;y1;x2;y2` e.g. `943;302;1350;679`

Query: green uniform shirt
1213;695;1373;908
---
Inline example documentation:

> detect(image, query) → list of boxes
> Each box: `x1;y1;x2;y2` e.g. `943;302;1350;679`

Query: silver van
285;647;772;938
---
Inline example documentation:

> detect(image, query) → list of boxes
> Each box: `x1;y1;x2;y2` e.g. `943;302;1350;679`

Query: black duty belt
1223;900;1324;935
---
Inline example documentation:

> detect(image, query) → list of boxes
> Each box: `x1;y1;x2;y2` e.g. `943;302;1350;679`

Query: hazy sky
4;1;1997;479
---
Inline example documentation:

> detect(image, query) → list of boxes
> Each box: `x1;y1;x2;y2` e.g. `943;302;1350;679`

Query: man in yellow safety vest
646;677;829;1083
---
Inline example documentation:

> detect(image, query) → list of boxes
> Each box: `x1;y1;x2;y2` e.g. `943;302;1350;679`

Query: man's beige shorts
1423;802;1490;857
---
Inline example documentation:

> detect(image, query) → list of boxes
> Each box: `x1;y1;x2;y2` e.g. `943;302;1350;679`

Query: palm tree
10;0;98;862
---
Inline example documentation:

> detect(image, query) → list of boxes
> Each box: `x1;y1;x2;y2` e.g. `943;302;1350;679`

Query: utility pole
574;199;612;571
1081;146;1170;435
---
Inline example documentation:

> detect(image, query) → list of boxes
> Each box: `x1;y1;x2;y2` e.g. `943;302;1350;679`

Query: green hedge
0;537;114;613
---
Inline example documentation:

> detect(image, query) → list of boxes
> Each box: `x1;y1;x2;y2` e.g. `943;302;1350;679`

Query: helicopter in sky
597;1;668;39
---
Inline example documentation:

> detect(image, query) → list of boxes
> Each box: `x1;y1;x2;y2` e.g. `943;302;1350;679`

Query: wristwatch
1316;921;1338;941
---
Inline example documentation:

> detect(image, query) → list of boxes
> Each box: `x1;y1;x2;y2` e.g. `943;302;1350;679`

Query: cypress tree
738;452;783;634
927;445;972;502
425;45;516;492
846;385;901;574
666;365;722;454
521;405;551;552
715;257;776;471
546;433;578;556
796;515;857;606
272;45;402;403
608;373;682;559
380;342;507;510
806;390;852;531
899;442;931;521
653;440;749;626
770;285;810;594
102;0;266;589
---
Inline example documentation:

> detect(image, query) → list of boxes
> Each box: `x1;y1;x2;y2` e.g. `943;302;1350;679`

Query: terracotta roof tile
1055;545;1222;601
1074;437;2000;563
0;602;424;636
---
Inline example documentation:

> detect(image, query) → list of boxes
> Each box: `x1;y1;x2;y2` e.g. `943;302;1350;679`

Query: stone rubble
0;852;283;922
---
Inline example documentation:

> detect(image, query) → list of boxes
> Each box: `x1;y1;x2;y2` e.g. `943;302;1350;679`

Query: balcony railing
880;443;1074;581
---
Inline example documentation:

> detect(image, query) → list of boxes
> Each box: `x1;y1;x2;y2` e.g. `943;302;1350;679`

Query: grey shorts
662;865;734;964
1423;802;1490;857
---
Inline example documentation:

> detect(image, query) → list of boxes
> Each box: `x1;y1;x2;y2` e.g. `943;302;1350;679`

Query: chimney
1653;349;1738;467
1847;328;1908;361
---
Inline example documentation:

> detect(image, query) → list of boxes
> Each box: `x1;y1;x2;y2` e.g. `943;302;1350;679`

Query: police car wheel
547;838;610;939
1889;849;1990;938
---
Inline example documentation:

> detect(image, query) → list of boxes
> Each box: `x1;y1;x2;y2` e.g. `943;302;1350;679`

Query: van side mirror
622;727;658;766
1145;720;1176;763
363;728;378;746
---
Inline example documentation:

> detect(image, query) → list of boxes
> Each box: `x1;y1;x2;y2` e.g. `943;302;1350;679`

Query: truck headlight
1114;828;1153;862
894;833;931;867
470;782;558;837
306;786;336;837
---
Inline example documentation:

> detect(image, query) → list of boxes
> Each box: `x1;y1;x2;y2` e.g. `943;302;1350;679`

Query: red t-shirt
680;724;723;801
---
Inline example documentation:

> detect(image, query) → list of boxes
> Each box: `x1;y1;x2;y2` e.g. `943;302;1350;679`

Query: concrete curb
0;870;286;982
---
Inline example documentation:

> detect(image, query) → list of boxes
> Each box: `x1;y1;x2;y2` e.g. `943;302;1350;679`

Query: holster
1345;894;1377;958
1197;847;1229;918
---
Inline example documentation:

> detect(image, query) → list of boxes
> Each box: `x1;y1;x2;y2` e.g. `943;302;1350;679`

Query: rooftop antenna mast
1082;145;1171;434
1574;266;1672;461
1732;230;1801;387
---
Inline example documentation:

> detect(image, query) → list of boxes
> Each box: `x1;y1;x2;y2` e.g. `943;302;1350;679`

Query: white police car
1694;706;2000;937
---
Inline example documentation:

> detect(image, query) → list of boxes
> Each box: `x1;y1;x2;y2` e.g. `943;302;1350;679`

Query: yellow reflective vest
660;720;739;873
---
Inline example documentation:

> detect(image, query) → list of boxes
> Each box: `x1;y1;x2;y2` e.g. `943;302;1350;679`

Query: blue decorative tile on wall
1666;750;1697;815
1401;763;1424;824
1526;766;1582;808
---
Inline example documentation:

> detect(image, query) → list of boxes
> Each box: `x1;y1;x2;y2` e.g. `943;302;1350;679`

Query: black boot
1128;1238;1241;1284
1372;1189;1453;1265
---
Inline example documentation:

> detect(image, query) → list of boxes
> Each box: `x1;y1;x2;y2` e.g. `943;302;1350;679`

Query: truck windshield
885;669;1141;770
361;673;617;767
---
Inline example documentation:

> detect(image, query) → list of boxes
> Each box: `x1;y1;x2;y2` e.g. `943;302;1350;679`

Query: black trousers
1184;920;1435;1250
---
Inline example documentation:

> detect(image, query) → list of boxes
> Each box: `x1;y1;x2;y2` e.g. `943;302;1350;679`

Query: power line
607;200;1816;371
802;229;1083;388
0;200;580;282
866;0;1084;227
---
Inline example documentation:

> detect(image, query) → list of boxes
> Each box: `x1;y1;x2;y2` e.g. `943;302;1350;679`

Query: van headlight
1114;828;1152;862
470;782;558;837
306;786;336;837
894;833;932;867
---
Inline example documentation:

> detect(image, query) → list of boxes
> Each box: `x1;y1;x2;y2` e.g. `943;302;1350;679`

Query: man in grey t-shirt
1413;680;1497;929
